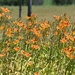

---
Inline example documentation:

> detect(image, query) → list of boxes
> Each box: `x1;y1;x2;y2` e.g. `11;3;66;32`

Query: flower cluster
0;7;75;75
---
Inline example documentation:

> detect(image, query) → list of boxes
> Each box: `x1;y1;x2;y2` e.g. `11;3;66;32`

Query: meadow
0;5;75;75
6;5;75;22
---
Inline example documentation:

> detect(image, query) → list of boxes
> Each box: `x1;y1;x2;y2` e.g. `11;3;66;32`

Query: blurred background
0;0;75;21
0;0;75;6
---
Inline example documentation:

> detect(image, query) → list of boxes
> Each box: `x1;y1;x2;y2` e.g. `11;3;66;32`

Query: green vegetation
43;0;52;5
0;6;75;75
0;0;75;6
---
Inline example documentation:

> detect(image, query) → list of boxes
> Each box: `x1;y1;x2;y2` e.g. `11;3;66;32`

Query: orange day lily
21;50;31;58
5;28;13;37
13;40;19;45
34;72;40;75
31;45;40;50
60;38;67;43
18;36;24;40
54;15;60;20
0;53;5;57
0;26;4;30
14;47;20;51
32;27;42;37
0;13;4;17
26;16;31;20
1;7;9;12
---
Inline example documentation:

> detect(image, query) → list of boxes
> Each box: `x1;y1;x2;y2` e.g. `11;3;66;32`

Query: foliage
0;7;75;75
32;0;44;5
44;0;53;5
0;0;75;6
52;0;74;5
0;0;44;6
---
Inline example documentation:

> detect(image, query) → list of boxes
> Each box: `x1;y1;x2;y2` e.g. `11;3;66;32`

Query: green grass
5;5;75;22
